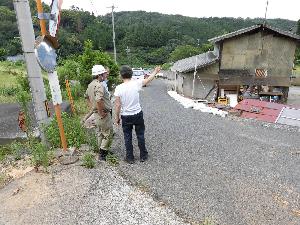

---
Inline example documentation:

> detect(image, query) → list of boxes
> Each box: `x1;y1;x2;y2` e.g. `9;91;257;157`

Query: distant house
6;54;25;62
171;24;300;102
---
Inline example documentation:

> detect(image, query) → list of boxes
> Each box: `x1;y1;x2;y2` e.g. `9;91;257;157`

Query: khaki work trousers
94;113;113;151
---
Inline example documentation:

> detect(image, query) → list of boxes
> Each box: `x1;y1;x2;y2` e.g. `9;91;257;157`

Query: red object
234;99;285;123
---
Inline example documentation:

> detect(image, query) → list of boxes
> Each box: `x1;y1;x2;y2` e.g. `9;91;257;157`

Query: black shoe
124;158;134;164
99;149;108;161
140;154;148;162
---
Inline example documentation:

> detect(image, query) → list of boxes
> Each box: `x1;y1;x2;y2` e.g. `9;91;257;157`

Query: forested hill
0;0;299;65
106;11;297;48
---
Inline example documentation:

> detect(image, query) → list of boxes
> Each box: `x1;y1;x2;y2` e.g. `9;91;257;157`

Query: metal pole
192;56;198;98
36;0;68;151
13;0;48;140
108;5;117;63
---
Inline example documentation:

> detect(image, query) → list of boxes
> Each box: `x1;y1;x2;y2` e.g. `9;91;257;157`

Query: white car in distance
132;68;146;81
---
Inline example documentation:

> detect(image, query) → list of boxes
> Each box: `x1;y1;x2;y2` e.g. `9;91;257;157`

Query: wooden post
65;80;75;115
36;0;67;151
54;103;67;150
36;0;47;36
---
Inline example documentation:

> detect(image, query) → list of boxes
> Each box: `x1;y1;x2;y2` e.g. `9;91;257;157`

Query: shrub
161;62;172;70
16;74;30;92
106;152;119;166
57;59;82;89
45;113;87;149
30;142;51;170
10;141;26;161
82;152;96;169
70;82;83;100
0;48;7;61
85;130;98;152
0;144;13;161
0;86;19;96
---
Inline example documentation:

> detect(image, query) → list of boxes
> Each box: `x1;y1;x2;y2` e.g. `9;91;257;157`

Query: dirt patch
0;171;52;224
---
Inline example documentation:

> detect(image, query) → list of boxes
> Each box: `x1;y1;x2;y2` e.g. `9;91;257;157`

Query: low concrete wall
291;77;300;86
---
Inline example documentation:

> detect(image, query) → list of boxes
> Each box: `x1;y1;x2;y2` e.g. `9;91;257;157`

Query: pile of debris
168;91;300;128
168;91;228;117
234;99;300;127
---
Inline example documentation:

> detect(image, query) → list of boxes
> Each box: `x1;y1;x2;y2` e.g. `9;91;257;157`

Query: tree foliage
0;1;298;65
58;40;119;89
169;43;213;62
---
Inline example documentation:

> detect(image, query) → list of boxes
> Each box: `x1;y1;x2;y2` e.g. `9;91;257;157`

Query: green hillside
0;0;299;66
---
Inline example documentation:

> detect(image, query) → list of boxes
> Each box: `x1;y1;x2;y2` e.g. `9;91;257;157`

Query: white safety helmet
92;65;107;76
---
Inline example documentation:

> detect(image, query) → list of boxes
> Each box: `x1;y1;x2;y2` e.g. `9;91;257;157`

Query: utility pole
107;5;117;63
13;0;48;139
264;0;269;26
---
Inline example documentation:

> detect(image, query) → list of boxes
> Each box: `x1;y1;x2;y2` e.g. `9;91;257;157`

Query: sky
44;0;300;21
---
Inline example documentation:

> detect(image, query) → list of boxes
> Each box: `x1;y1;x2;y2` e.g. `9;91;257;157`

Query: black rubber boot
99;149;107;161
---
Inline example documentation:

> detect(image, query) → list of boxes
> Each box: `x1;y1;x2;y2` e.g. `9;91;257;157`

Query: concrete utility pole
107;5;117;63
13;0;48;135
264;0;269;26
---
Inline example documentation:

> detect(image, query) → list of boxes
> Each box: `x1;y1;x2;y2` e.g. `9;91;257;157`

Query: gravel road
112;79;300;225
1;80;300;225
0;163;189;225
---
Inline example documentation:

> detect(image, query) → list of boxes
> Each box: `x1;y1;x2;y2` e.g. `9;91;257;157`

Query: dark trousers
121;111;147;160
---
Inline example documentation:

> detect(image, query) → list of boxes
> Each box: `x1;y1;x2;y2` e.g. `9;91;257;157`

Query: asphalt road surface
112;79;300;225
0;102;70;145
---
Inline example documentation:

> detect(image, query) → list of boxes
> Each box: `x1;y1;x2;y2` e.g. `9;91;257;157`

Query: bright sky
44;0;300;21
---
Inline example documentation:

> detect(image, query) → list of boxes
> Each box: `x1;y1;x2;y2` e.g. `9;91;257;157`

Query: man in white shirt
114;65;161;163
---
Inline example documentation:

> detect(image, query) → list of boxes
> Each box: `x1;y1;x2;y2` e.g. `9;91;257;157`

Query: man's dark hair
120;65;133;79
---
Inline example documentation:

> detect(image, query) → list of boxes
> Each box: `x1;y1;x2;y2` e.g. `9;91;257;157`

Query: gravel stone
111;79;300;225
0;163;189;225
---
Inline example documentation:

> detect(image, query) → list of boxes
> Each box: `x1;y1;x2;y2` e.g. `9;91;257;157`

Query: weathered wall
176;73;184;94
180;63;219;99
291;77;300;86
221;31;297;79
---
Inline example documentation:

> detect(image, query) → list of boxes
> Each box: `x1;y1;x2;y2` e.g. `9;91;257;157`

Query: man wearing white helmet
85;65;113;161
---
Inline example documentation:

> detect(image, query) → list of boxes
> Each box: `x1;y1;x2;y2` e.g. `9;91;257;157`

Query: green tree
170;45;203;62
0;48;7;61
79;40;119;88
57;29;83;59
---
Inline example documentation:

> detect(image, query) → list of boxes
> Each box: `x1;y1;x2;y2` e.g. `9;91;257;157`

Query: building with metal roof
170;24;300;102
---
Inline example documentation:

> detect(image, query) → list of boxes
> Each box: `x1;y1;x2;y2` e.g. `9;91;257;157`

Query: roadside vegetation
0;61;24;103
1;0;299;67
0;39;120;178
294;65;300;76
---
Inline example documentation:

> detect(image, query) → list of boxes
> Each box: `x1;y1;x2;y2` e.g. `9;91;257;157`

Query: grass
0;61;49;103
294;65;300;76
0;144;13;161
82;152;96;168
74;98;89;116
0;61;24;103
